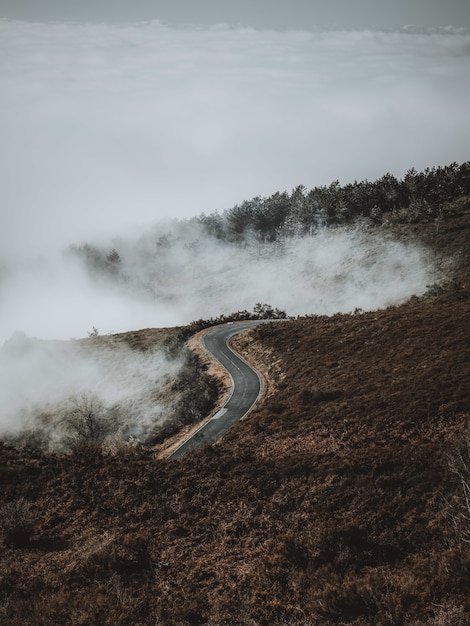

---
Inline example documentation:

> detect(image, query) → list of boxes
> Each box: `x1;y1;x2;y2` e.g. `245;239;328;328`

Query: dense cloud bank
1;20;469;258
1;20;467;338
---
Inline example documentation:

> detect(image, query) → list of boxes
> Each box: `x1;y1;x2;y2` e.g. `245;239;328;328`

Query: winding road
169;321;263;459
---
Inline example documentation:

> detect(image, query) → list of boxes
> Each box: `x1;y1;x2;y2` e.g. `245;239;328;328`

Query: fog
0;331;181;448
0;19;465;438
0;217;438;441
1;20;469;259
1;219;438;343
1;20;467;335
106;221;436;320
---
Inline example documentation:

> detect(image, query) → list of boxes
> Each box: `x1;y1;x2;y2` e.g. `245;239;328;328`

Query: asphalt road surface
169;321;263;459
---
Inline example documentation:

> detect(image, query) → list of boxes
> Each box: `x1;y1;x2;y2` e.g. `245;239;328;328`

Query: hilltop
0;179;469;624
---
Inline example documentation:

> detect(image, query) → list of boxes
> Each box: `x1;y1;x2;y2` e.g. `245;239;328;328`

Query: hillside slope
0;200;469;625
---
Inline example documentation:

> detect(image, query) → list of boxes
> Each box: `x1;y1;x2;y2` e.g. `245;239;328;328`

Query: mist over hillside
2;162;468;442
4;162;466;345
0;203;433;344
70;221;434;322
0;331;183;449
0;220;434;443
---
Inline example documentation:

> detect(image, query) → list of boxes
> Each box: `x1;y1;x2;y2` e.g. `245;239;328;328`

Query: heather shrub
424;603;467;626
0;497;35;547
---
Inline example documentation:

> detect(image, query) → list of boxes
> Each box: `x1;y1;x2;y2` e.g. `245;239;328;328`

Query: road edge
165;322;265;458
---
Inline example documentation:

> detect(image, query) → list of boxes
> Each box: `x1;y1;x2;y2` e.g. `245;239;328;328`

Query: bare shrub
0;497;35;547
63;392;113;451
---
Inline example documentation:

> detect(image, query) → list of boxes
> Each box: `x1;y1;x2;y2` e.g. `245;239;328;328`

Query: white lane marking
211;408;228;420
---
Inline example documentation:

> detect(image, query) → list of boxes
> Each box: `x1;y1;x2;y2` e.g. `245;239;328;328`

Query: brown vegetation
0;199;469;624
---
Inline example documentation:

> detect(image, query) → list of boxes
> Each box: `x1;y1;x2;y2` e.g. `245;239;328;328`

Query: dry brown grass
0;201;469;624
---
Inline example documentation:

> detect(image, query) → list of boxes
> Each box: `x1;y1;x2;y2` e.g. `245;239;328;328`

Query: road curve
169;321;263;459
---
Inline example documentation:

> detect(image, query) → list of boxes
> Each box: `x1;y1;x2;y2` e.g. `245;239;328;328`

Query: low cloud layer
1;20;469;258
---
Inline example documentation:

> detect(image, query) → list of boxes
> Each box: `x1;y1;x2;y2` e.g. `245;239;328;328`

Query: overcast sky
1;0;470;29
